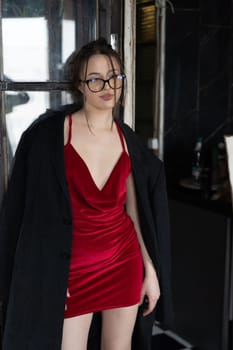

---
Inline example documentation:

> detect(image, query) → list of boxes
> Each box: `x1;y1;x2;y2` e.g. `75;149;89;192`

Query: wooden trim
124;0;136;129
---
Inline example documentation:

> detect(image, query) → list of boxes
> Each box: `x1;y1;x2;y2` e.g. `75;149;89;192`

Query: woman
0;38;172;350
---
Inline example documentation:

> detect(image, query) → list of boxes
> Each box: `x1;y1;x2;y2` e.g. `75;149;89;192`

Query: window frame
0;0;124;202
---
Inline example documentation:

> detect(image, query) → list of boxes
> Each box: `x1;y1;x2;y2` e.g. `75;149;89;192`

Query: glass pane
5;90;72;159
3;17;49;81
2;0;97;82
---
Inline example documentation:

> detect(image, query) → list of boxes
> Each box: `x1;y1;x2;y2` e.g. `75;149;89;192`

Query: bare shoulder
64;110;83;145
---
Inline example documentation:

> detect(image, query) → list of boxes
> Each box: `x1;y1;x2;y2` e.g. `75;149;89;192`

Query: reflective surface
3;17;50;81
2;0;98;166
2;0;97;81
6;90;72;157
0;0;115;199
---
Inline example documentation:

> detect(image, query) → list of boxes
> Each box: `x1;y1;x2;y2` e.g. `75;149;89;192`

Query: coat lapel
118;121;147;188
48;104;81;201
49;112;70;201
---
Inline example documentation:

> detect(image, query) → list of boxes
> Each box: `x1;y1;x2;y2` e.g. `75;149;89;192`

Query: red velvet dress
64;114;143;318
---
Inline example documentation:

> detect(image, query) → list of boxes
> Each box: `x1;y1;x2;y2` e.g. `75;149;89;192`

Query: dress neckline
64;113;129;192
66;144;127;192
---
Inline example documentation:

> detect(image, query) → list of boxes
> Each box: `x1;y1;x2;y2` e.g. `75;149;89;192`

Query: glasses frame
80;73;126;93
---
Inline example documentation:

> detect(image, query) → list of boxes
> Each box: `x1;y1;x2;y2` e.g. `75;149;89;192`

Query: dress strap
116;123;126;152
67;113;72;144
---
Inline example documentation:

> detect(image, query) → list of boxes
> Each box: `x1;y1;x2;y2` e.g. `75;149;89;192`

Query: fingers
143;293;160;316
140;282;160;316
140;289;160;316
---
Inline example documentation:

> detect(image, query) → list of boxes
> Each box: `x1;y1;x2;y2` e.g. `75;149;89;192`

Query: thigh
101;304;139;350
61;313;93;350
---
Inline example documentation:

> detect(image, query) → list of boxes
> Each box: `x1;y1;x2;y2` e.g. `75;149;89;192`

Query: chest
66;121;128;192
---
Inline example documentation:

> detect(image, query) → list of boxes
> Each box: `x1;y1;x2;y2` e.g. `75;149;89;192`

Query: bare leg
101;304;139;350
61;313;93;350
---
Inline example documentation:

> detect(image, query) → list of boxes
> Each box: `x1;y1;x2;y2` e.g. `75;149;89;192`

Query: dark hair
64;37;125;118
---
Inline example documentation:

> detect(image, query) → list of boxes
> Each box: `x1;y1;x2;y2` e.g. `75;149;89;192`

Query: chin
98;102;116;110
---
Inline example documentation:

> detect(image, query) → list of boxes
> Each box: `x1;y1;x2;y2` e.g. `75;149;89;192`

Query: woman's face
79;54;123;111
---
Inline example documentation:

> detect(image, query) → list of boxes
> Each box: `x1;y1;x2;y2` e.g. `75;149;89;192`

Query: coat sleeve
0;131;29;330
151;162;174;327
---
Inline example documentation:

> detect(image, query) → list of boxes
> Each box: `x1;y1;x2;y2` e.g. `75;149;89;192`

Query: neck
82;106;114;131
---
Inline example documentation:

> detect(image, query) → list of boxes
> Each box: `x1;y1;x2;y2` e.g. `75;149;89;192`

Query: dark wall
164;0;233;183
169;199;229;350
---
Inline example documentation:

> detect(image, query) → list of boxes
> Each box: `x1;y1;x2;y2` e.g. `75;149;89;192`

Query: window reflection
6;90;71;157
2;0;98;169
0;0;105;204
2;0;76;81
6;91;29;113
3;17;49;81
3;0;45;17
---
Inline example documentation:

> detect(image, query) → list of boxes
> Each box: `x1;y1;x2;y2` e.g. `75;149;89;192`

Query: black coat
0;104;173;350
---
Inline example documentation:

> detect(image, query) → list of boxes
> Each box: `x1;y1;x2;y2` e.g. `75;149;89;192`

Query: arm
126;172;160;316
0;131;29;329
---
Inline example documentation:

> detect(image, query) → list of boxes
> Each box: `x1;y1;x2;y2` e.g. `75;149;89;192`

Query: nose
103;81;111;90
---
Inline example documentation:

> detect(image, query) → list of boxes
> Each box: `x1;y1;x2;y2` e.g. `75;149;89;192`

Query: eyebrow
87;69;120;78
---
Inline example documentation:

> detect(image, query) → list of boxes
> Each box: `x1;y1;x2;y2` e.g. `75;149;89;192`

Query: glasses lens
88;78;104;92
109;74;125;89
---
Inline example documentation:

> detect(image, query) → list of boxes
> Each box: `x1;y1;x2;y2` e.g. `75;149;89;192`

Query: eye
89;78;101;84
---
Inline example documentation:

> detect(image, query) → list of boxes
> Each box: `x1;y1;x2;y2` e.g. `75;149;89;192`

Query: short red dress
64;114;143;318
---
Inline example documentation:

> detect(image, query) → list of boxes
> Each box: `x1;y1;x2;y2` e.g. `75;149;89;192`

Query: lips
100;94;114;101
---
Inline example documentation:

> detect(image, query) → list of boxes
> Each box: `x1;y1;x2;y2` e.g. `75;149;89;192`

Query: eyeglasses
80;74;126;93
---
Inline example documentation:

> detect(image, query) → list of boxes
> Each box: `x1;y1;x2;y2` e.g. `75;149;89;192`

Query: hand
140;265;160;316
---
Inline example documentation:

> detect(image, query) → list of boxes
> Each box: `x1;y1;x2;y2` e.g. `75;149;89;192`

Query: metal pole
158;0;166;160
151;0;166;159
0;0;8;194
150;4;160;155
0;0;3;81
95;0;99;39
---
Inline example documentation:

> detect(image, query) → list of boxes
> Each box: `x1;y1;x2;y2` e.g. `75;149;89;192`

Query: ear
77;82;84;94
